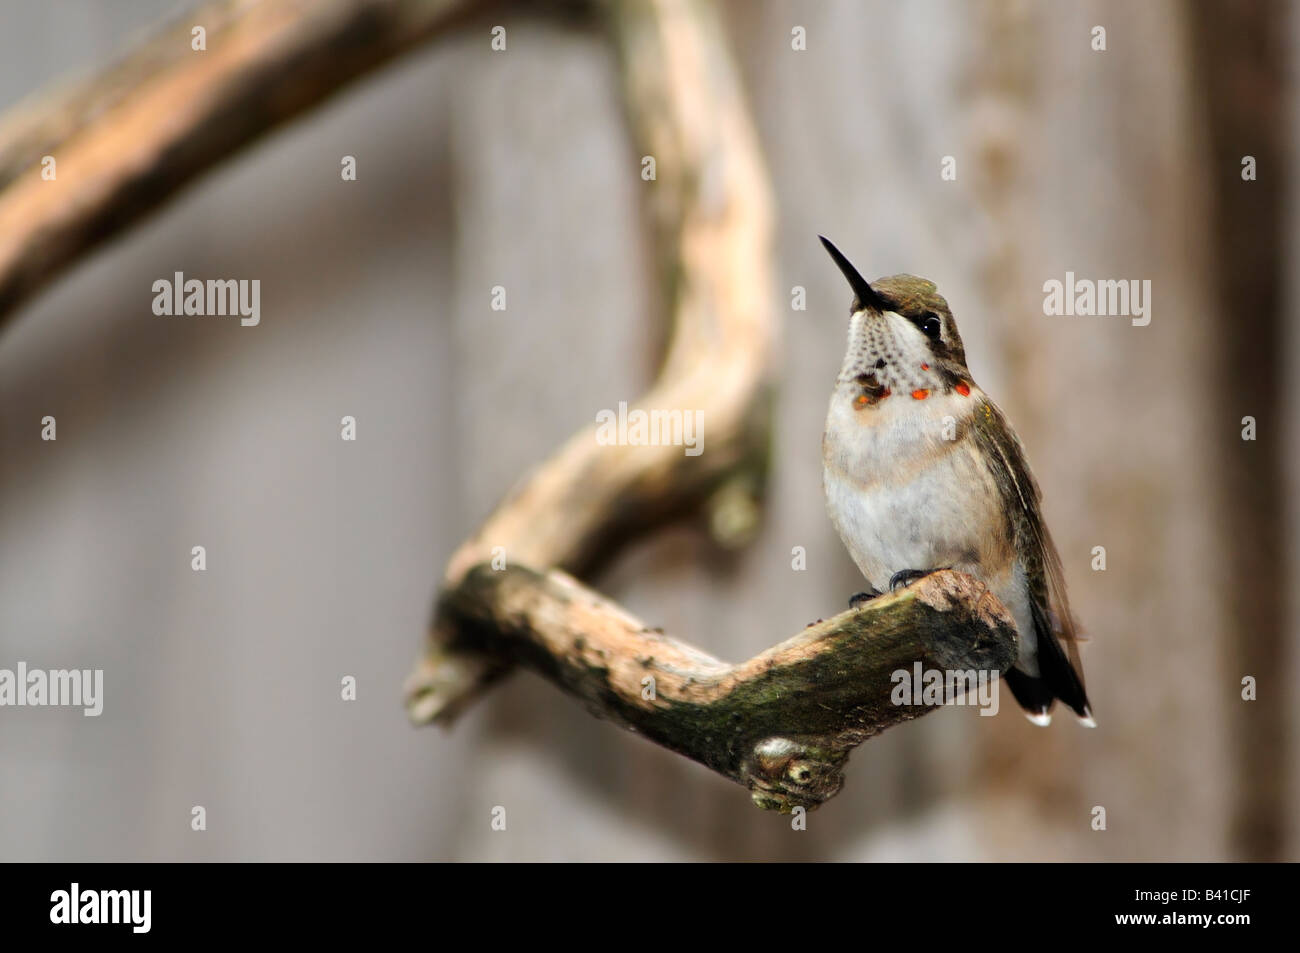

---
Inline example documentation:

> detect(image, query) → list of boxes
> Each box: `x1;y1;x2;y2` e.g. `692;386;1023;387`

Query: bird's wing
969;397;1088;689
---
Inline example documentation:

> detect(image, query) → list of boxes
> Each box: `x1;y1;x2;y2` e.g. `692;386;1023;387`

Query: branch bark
404;0;778;722
0;0;1011;812
0;0;480;327
439;565;1019;811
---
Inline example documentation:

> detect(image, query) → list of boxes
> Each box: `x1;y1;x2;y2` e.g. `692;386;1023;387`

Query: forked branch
0;0;1019;812
437;565;1018;811
405;0;779;722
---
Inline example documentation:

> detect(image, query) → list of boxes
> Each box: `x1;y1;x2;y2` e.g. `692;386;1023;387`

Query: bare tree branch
0;0;1014;814
404;0;779;722
0;0;480;326
438;565;1018;811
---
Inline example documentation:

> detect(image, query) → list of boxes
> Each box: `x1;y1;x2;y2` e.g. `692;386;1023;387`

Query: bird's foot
848;588;881;609
888;568;947;592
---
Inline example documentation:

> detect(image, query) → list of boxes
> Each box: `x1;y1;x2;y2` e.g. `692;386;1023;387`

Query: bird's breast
822;382;1014;591
823;382;975;488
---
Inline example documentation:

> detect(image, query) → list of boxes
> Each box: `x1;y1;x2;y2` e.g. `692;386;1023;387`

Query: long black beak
819;235;883;313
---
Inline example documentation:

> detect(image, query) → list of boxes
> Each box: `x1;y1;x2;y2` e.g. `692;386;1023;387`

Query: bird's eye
918;312;942;341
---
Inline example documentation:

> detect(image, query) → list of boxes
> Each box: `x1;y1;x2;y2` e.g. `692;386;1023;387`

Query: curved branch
405;0;778;722
438;565;1018;810
0;0;480;326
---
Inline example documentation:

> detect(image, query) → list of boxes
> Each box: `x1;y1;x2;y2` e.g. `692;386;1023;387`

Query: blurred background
0;0;1295;861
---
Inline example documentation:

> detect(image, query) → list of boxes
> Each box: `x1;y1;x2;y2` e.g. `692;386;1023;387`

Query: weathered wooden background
0;0;1293;860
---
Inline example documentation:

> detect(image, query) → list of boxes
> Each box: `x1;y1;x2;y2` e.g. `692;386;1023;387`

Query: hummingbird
818;236;1093;726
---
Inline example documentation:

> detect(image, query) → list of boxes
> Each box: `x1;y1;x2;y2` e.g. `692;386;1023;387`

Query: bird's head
819;236;969;398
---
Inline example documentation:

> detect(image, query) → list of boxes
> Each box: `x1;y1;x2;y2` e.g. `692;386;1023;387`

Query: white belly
822;385;1039;672
823;435;996;588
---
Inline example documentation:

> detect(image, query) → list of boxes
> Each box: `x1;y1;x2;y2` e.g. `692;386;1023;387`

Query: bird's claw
848;589;880;609
888;568;935;591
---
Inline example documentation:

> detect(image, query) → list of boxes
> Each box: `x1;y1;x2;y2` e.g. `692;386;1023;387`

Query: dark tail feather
1002;667;1055;725
1036;629;1093;724
1005;602;1095;726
